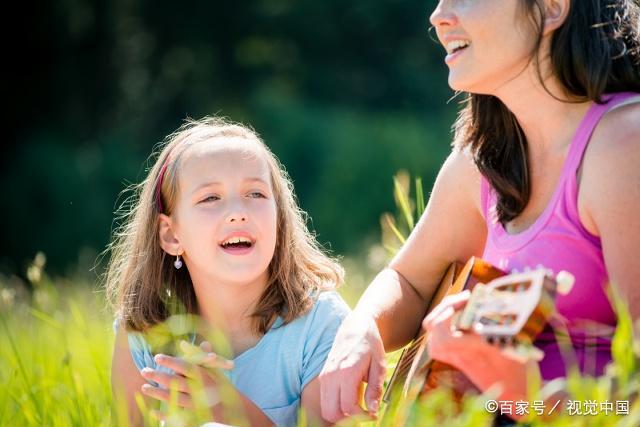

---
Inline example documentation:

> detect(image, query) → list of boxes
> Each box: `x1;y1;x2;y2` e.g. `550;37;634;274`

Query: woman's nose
429;1;457;29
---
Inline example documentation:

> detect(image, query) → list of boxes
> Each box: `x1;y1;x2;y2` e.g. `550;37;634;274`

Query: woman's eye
248;191;266;199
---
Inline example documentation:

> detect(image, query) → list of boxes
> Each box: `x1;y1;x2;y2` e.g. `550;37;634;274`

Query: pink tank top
480;92;638;380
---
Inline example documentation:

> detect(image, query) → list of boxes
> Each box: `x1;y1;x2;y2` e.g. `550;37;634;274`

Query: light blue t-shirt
120;291;350;426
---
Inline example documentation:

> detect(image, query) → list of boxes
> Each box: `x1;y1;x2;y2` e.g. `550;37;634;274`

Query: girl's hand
140;341;234;409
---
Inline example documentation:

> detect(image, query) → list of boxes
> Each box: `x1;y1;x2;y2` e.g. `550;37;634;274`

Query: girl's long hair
454;0;640;224
105;117;344;334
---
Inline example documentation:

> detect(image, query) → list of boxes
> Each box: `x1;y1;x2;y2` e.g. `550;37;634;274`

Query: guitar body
421;258;506;402
380;258;571;424
381;257;505;421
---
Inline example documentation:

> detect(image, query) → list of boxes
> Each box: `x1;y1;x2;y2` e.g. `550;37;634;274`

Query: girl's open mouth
219;236;255;255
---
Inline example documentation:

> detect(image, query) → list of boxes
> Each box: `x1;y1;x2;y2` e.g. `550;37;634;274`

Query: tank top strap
480;173;490;221
562;92;640;178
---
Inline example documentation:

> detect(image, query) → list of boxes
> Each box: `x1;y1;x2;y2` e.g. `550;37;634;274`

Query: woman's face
429;0;539;95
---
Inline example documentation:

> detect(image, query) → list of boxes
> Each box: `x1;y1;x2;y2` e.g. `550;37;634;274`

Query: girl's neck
191;271;270;348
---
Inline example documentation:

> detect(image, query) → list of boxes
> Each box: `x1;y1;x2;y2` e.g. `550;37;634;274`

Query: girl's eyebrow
190;182;221;195
190;178;269;195
244;177;269;185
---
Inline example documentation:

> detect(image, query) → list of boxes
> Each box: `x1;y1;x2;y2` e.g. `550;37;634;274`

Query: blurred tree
1;0;458;277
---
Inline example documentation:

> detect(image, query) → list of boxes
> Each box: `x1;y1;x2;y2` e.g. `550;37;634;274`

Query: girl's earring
174;254;183;270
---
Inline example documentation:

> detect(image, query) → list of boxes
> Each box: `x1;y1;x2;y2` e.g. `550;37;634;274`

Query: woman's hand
422;290;488;368
423;290;532;411
319;312;387;423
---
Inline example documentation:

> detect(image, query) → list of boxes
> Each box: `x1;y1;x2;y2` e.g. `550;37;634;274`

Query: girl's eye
248;191;266;199
200;195;220;203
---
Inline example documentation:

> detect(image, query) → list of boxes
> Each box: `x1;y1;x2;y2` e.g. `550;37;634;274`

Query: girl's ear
158;213;181;255
542;0;570;35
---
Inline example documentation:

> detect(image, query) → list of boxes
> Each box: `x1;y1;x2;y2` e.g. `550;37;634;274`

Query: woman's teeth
446;40;470;54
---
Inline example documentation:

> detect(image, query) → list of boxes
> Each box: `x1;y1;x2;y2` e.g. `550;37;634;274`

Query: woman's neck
494;70;592;160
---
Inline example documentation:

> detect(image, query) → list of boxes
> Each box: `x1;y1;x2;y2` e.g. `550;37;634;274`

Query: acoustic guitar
380;257;574;422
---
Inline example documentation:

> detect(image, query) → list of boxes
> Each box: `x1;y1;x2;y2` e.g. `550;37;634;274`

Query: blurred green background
2;0;459;280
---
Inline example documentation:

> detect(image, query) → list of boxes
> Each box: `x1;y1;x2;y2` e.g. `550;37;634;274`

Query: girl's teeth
222;237;252;247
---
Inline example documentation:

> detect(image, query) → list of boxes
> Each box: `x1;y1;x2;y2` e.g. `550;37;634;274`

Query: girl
107;117;350;426
320;0;640;423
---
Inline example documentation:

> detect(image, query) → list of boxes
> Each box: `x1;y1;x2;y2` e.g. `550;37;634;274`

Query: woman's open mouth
445;40;470;63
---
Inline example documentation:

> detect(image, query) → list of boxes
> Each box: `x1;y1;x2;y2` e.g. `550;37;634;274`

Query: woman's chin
448;77;494;97
447;75;471;93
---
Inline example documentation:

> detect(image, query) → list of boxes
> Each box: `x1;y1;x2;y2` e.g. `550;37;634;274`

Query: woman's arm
111;326;154;427
581;102;640;320
359;148;489;350
320;149;488;421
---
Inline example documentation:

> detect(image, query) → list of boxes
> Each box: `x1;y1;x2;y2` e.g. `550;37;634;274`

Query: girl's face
429;0;538;94
170;139;277;289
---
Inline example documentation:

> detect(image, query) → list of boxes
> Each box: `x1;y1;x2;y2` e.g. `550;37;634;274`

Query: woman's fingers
319;313;385;423
339;377;367;418
319;356;344;423
365;353;386;416
422;290;471;330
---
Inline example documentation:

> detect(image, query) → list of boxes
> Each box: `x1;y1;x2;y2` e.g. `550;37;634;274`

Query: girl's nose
225;200;248;223
226;210;247;223
429;1;457;29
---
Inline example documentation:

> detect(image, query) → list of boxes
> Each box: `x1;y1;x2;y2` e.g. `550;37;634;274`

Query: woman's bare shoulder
442;146;484;214
588;100;640;158
581;101;640;230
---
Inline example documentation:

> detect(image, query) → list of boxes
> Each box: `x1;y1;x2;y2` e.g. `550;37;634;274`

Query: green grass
1;258;639;426
1;173;639;426
0;275;114;426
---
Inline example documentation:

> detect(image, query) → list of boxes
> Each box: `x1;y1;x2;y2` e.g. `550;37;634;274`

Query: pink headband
154;148;176;214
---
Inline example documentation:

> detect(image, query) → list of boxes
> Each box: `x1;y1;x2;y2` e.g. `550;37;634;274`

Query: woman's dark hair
454;0;640;224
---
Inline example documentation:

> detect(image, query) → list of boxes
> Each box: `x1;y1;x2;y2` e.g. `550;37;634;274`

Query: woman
319;0;640;423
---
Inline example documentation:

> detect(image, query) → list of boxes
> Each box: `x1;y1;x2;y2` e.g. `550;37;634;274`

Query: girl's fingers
155;354;197;378
140;368;190;392
178;340;234;370
141;384;193;408
200;352;234;370
200;341;213;353
150;409;166;422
